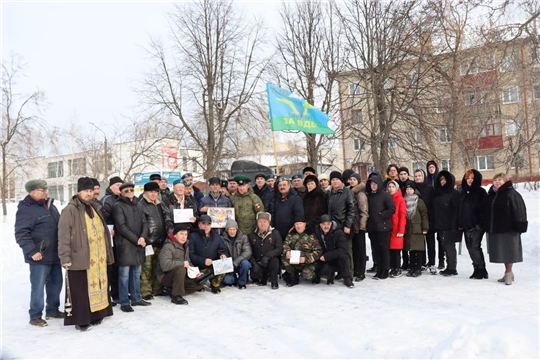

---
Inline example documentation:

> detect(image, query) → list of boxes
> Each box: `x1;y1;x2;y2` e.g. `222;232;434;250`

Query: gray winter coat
222;229;252;268
157;238;192;282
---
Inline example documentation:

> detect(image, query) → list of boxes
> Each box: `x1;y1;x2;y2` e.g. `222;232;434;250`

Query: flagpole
271;131;280;175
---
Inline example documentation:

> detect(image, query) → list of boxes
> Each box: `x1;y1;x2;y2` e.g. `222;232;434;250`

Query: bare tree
1;54;46;215
273;0;346;169
139;0;269;178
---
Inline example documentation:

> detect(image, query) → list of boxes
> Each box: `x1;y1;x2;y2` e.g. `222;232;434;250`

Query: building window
351;110;363;124
68;158;86;176
349;83;361;96
191;158;197;172
531;49;540;67
389;135;397;149
413;130;423;145
477;155;494;171
533;85;540;101
441;159;451;171
353;138;362;152
436;99;448;113
439;127;451;143
481;121;502;137
460;55;494;75
384;78;393;89
409;73;418;86
411;161;424;172
500;55;516;72
505;120;519;136
465;92;485;106
502;87;519;103
511;153;525;169
182;157;188;171
47;161;64;178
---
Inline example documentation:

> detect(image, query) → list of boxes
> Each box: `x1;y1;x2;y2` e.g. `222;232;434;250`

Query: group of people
15;160;528;332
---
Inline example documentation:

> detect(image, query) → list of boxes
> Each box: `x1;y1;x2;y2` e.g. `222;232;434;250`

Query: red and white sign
161;146;178;170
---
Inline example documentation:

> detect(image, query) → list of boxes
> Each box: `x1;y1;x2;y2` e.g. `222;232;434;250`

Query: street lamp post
89;122;108;183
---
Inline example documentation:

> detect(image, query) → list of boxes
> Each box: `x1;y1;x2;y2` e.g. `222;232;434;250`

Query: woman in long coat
403;181;429;277
482;173;527;285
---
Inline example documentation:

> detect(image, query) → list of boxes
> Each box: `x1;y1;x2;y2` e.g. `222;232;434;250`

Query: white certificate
290;250;301;264
107;225;114;247
173;209;193;223
212;257;234;275
145;245;154;256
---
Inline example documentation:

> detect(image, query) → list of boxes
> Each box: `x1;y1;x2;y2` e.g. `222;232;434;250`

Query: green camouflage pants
282;259;319;281
201;268;225;288
140;246;162;297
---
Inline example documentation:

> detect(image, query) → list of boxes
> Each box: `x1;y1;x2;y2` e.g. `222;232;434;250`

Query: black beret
302;166;316;175
254;173;266;180
149;173;161;181
330;171;342;182
398;167;410;175
173;224;190;235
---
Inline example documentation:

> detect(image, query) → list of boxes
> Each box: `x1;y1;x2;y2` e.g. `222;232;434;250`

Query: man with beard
227;177;238;197
58;177;114;331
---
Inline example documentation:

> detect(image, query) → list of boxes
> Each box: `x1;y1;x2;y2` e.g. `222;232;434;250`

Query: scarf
405;194;419;220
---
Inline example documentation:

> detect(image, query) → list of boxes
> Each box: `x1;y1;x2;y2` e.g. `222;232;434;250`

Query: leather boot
469;266;478;279
473;266;488;279
504;271;514;285
195;270;214;285
498;272;514;283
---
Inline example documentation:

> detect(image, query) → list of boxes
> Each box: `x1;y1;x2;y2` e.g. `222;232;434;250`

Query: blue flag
266;83;334;135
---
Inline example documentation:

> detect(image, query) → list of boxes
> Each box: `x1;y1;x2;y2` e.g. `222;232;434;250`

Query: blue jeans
222;260;252;286
29;263;62;320
118;265;142;306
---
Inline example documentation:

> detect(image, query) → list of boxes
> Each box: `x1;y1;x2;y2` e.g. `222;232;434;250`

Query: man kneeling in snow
313;214;354;288
157;225;204;305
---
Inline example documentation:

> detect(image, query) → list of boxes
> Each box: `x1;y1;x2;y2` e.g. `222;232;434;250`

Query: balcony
465;135;504;150
461;70;498;87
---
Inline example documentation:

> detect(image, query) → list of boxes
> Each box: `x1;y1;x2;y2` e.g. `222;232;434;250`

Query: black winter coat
112;196;148;266
162;193;199;232
414;169;435;227
269;190;304;240
425;160;439;187
303;186;328;229
314;224;348;262
248;228;283;263
15;196;61;265
253;184;273;211
99;187;119;224
137;195;166;247
365;175;396;232
432;170;459;232
188;229;228;269
327;185;357;229
482;180;528;234
457;169;487;231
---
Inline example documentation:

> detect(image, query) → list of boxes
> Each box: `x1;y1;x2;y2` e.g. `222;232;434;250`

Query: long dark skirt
64;270;113;326
487;232;523;263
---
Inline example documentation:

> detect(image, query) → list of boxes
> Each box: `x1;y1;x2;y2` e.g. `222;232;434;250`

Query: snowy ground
1;185;539;359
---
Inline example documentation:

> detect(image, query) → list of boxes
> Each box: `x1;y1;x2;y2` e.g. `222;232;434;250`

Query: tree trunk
2;147;8;215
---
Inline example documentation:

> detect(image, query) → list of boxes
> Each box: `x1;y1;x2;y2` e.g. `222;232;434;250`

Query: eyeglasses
123;188;135;193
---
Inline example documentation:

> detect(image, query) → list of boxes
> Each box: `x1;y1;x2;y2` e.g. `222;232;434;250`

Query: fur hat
144;182;160;192
149;174;161;181
77;177;94;192
302;166;316;175
256;212;271;221
25;179;47;193
109;176;124;186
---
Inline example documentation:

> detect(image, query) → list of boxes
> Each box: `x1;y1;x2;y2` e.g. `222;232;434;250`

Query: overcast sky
2;1;280;135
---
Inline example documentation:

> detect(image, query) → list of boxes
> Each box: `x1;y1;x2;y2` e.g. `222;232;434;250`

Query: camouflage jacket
231;187;264;236
282;231;323;264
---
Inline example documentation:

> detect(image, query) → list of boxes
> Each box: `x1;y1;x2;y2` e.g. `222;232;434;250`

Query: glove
260;256;269;268
251;261;262;275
